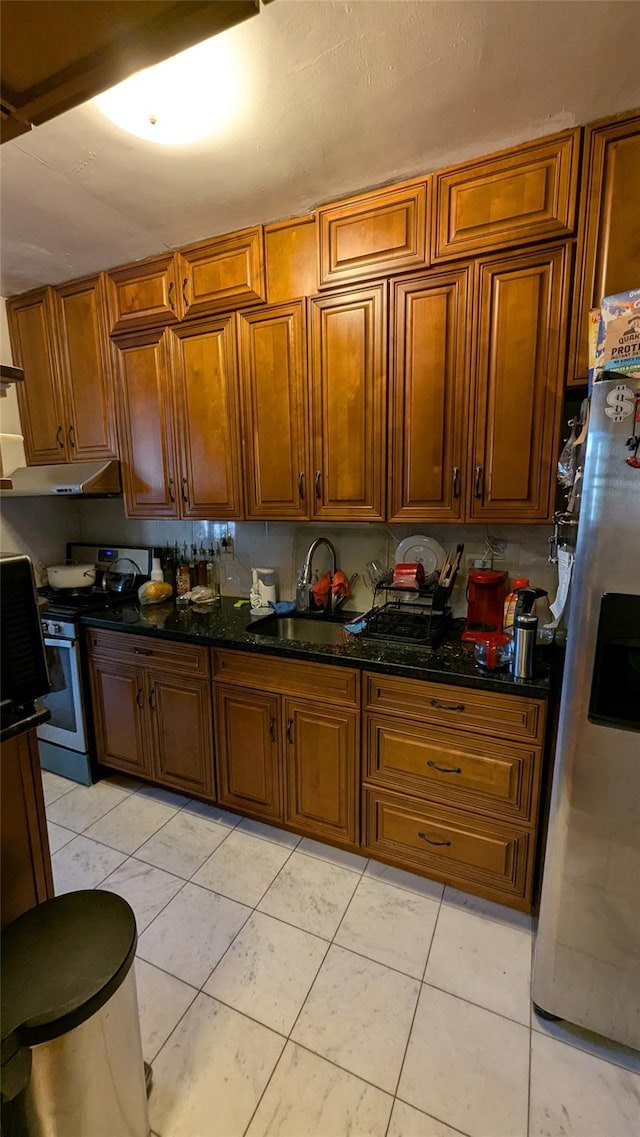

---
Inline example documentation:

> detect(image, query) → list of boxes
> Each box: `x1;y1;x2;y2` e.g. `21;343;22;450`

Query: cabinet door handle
148;686;156;711
67;424;76;450
298;472;305;501
269;716;276;743
136;687;143;709
134;647;153;656
427;760;462;774
168;281;175;311
429;698;465;713
286;718;293;744
474;465;483;498
182;277;189;307
168;478;175;503
181;477;188;504
56;425;64;449
418;832;452;847
314;471;322;500
452;466;460;498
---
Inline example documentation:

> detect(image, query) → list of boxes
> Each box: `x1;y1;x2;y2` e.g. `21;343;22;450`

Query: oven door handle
44;636;76;649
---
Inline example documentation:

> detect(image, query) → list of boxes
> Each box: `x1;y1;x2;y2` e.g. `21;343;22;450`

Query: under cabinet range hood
0;460;122;497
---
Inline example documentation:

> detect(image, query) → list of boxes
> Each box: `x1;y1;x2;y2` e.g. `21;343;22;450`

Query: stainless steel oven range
37;543;152;784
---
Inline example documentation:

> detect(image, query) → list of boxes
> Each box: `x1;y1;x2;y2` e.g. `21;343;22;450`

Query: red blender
462;568;508;643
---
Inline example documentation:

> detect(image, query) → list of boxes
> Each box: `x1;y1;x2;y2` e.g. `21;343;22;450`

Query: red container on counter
462;569;507;643
392;562;425;589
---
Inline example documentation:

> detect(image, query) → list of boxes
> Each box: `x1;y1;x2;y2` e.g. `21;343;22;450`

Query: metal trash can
1;890;150;1137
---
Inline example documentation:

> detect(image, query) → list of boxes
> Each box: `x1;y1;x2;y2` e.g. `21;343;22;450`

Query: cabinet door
214;686;282;821
433;130;579;261
469;245;569;523
389;267;471;522
89;658;150;776
239;302;309;519
568;111;640;384
318;179;430;287
148;674;215;800
171;317;244;518
284;698;359;846
265;216;318;304
179;227;266;317
1;729;53;928
113;329;180;517
107;254;180;334
7;288;67;464
55;274;118;461
309;285;387;520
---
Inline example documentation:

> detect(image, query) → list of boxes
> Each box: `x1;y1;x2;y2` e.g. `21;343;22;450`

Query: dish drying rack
365;547;463;647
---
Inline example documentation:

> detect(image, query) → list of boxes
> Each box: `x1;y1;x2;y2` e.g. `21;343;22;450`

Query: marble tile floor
43;769;640;1137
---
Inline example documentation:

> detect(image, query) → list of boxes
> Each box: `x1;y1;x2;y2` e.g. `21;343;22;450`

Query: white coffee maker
250;567;278;611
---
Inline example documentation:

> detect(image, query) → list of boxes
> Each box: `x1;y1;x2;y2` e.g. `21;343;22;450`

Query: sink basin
248;613;350;646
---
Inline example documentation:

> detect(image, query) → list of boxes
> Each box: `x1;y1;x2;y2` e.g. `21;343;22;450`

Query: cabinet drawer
213;650;359;707
433;129;579;261
365;715;539;823
363;672;545;743
364;787;532;906
107;255;180;333
86;629;210;679
179;227;266;317
318;179;430;287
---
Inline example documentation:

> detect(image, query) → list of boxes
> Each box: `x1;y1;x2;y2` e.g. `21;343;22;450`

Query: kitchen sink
247;612;351;646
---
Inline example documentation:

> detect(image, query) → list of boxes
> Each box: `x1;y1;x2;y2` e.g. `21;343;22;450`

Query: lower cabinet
87;632;214;800
213;651;360;847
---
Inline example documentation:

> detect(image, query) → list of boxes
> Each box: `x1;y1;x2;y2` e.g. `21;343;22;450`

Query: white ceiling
2;0;639;296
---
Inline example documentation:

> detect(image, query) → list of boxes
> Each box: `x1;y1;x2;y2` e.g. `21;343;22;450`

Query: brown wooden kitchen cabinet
179;227;266;318
362;671;546;910
213;650;361;847
215;685;282;821
468;243;570;523
8;279;119;466
238;302;309;520
1;728;54;928
87;631;215;800
317;178;430;288
265;215;318;304
568;110;640;385
112;328;180;518
107;253;181;335
388;266;472;522
113;318;243;519
432;129;580;262
309;284;387;521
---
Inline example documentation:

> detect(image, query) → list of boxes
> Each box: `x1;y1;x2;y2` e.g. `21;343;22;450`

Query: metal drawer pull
427;760;462;774
168;281;175;310
168;478;175;503
429;698;465;712
148;686;156;711
286;718;293;744
181;477;188;503
182;277;189;306
56;425;64;449
269;716;276;743
314;471;322;499
452;466;460;498
136;688;143;709
418;832;452;847
474;465;483;497
67;425;76;449
298;471;305;500
134;647;153;656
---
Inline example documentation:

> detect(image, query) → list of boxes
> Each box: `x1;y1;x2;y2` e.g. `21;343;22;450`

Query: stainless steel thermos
512;613;537;679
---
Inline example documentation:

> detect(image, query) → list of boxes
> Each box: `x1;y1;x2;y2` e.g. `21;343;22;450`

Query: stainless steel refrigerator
532;375;640;1049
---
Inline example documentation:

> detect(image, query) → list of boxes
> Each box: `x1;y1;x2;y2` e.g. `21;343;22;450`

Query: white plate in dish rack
394;535;446;577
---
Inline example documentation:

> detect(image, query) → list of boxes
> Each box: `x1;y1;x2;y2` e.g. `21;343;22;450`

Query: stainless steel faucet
296;537;338;611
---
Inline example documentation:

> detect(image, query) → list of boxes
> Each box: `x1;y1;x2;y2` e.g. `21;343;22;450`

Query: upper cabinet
238;302;309;520
178;227;266;318
107;254;181;335
7;278;117;465
309;285;387;521
317;179;430;288
388;267;472;523
433;130;580;262
265;216;318;304
468;244;570;523
568;110;640;385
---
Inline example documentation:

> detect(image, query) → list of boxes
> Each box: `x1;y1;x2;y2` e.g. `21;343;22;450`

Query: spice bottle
176;544;191;597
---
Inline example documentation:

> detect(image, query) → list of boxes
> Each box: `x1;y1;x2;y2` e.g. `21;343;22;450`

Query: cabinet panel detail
56;275;118;461
89;659;150;776
265;215;318;303
215;686;282;820
8;288;66;465
180;227;266;317
434;130;579;260
285;700;358;845
318;180;430;286
107;255;180;334
150;676;214;799
213;650;359;707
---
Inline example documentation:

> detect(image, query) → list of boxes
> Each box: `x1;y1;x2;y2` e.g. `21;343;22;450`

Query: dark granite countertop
81;598;552;698
1;705;51;745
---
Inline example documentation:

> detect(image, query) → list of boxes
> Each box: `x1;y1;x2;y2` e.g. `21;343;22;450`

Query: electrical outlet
463;553;482;575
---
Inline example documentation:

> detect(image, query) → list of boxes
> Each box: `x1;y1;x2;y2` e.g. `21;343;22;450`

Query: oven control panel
42;619;75;639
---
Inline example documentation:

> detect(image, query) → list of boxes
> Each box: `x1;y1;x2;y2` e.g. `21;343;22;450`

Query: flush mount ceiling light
94;36;237;145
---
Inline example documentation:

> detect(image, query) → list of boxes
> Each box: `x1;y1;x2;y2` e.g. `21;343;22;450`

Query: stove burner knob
53;623;62;634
